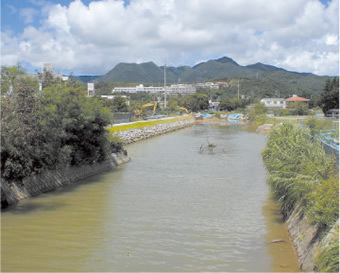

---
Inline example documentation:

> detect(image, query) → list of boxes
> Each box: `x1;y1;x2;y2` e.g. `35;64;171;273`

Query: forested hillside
93;56;330;98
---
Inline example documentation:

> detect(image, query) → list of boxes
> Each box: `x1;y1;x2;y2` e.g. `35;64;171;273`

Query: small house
260;98;286;109
285;95;309;106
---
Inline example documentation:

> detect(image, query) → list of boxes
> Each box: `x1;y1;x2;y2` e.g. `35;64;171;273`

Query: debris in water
198;140;225;155
207;139;216;147
271;239;286;244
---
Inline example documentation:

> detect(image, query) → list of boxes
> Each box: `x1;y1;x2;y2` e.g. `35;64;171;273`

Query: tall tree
1;77;42;180
182;94;209;112
0;64;26;95
111;96;129;112
319;77;339;114
1;67;113;181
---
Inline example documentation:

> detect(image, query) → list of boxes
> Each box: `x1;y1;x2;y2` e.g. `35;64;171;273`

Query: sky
1;0;339;76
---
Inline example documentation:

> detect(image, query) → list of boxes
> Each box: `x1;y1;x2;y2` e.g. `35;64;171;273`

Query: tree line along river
1;123;300;272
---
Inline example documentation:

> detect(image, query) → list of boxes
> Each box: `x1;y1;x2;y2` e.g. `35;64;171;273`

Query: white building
205;82;220;89
87;83;95;97
43;63;54;74
260;98;286;109
168;84;196;94
113;84;196;95
194;82;219;89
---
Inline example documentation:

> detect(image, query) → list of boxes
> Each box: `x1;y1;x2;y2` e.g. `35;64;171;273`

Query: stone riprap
115;119;195;144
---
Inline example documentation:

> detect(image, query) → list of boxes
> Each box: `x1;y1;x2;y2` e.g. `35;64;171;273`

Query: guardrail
319;130;339;168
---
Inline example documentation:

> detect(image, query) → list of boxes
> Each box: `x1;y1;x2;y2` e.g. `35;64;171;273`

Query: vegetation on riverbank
1;66;122;182
262;122;339;272
107;115;194;133
314;227;339;272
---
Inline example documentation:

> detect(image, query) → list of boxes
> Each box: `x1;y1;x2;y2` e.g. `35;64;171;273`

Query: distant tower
43;63;54;74
164;63;167;109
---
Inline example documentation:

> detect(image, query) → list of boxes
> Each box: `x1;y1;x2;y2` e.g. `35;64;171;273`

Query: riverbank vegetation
314;227;339;272
107;115;193;133
1;65;122;182
262;122;339;272
319;77;339;115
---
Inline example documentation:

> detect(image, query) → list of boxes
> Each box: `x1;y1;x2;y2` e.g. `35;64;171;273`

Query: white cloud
326;35;338;45
20;8;39;24
1;32;20;65
2;0;339;75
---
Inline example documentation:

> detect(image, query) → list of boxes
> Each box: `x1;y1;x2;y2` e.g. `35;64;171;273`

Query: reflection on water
1;124;299;272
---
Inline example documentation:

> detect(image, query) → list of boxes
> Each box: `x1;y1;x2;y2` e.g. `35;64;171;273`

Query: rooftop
286;95;309;102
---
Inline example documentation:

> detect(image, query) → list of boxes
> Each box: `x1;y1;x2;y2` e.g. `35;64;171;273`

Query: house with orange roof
285;94;310;107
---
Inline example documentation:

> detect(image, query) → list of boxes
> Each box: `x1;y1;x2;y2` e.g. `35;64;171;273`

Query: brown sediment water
263;197;301;272
1;123;300;272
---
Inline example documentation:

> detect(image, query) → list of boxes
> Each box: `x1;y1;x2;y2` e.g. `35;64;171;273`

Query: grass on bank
315;228;339;272
262;122;339;272
249;112;335;135
107;115;194;133
262;122;338;224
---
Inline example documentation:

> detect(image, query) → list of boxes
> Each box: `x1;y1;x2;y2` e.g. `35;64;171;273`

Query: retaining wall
1;152;130;209
115;119;195;144
286;204;338;271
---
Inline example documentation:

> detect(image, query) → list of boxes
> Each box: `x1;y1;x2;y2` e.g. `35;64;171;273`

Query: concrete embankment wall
285;146;338;271
1;152;130;209
286;207;338;272
115;119;195;144
1;120;193;208
259;124;338;271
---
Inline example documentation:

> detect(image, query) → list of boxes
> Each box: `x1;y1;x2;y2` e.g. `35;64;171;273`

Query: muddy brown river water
1;123;300;272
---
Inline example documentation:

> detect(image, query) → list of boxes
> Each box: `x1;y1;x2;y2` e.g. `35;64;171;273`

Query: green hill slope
94;56;330;97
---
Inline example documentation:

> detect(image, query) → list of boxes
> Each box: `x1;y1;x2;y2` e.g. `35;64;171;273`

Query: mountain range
75;56;330;96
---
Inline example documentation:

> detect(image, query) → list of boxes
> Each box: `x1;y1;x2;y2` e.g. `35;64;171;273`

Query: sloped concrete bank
286;207;338;272
115;119;195;144
1;152;130;209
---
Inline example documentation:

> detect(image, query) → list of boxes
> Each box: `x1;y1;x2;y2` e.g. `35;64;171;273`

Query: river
1;123;300;272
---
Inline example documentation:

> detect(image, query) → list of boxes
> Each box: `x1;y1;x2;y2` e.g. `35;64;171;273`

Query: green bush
306;176;339;228
263;122;339;272
213;112;221;119
275;109;290;116
247;103;267;121
262;122;335;218
287;102;309;115
314;228;339;272
1;76;114;181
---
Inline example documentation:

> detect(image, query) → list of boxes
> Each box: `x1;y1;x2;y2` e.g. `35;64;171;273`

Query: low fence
319;129;339;168
321;141;339;168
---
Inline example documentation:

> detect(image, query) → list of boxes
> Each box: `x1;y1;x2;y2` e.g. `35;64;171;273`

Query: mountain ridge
96;56;322;84
82;56;329;96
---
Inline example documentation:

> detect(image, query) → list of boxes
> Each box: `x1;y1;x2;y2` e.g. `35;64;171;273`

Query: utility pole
164;63;167;109
237;81;240;99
